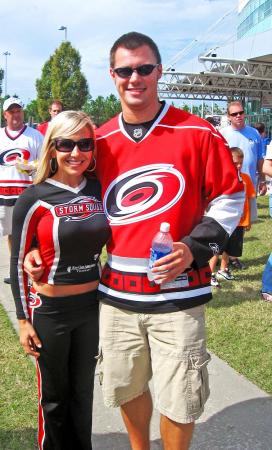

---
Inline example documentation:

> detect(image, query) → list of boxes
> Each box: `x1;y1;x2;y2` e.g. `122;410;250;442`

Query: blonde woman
10;111;111;450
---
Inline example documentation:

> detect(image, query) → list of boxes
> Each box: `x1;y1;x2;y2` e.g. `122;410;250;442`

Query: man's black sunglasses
229;110;244;117
113;64;160;79
54;138;95;153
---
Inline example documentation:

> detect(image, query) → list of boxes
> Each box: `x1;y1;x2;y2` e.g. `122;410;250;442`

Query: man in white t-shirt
220;101;266;269
0;97;43;283
220;101;266;209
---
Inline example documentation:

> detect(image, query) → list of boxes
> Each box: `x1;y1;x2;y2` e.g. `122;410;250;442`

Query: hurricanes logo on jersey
0;149;30;166
104;164;185;225
55;196;104;221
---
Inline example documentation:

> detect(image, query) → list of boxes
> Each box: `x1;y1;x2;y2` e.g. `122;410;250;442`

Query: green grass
0;196;271;449
206;195;272;393
0;304;38;450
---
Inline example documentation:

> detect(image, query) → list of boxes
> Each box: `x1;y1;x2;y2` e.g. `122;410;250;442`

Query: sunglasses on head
54;138;95;153
113;64;160;79
229;110;244;117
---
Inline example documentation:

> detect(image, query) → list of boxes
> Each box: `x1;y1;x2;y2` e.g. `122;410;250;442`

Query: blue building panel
238;0;272;39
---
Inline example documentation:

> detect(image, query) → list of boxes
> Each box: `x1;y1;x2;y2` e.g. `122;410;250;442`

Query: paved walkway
0;238;271;449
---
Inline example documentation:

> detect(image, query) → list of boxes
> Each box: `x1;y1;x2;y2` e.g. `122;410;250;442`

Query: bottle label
149;248;171;269
161;273;189;290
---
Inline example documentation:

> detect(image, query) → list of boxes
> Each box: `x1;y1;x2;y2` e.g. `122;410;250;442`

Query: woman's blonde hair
34;110;95;184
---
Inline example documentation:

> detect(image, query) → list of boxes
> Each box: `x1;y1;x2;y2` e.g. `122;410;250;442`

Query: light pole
58;26;67;41
3;51;11;97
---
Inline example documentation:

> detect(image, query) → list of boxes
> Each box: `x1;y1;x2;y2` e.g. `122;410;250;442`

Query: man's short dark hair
230;146;244;158
110;31;161;67
253;122;265;134
50;100;63;110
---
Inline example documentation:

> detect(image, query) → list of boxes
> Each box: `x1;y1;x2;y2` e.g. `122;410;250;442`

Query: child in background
210;147;256;287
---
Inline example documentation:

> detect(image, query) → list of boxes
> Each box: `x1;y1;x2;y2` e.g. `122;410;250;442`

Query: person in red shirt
36;100;63;135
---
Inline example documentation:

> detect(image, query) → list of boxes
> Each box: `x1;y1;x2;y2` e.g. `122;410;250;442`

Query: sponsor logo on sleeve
209;243;220;255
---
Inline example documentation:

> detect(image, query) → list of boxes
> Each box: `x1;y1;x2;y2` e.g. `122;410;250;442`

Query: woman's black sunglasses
54;138;95;153
113;64;160;79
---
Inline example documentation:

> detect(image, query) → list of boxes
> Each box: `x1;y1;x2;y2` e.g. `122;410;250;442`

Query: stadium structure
158;0;272;129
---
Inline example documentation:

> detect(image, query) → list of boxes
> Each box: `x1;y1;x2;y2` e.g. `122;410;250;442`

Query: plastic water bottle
147;222;173;283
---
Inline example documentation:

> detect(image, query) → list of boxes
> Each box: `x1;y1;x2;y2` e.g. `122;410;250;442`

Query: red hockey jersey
96;104;244;312
36;121;49;136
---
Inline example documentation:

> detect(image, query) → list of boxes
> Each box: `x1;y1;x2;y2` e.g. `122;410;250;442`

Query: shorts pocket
95;347;104;385
187;352;211;416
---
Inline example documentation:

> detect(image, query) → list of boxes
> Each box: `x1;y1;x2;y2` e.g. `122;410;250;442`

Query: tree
192;105;201;116
83;94;122;126
36;57;53;120
24;99;41;124
182;103;190;112
36;42;88;120
213;103;223;114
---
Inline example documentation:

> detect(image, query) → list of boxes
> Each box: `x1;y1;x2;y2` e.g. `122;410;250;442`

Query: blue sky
0;0;238;105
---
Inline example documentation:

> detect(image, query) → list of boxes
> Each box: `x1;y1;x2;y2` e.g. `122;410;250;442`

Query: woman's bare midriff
33;279;99;297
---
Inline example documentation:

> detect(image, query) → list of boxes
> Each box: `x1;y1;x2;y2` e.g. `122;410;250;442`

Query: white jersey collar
45;177;87;193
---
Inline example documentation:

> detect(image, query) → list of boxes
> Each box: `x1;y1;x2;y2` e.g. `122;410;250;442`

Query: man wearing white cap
0;97;43;283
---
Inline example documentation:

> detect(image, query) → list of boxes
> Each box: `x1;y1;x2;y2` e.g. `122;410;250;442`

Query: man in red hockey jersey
36;100;63;135
25;32;244;450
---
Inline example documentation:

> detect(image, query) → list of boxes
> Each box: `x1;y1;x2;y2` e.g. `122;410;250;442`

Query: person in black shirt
10;110;111;450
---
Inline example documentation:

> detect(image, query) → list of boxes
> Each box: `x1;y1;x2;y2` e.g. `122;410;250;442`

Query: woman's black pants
28;289;99;450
